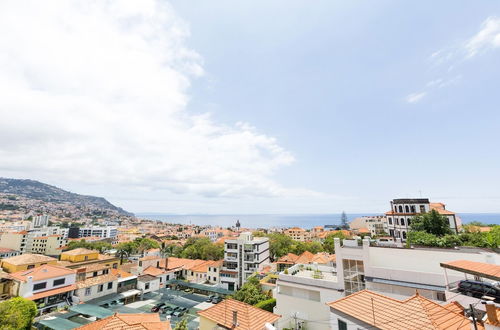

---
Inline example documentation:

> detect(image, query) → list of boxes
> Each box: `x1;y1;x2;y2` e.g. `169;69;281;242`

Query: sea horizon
136;212;500;229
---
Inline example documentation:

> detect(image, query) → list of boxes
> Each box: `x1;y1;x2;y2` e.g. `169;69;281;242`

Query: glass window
338;319;347;330
107;282;113;289
85;287;91;296
401;218;405;226
33;282;47;291
53;278;65;286
98;284;104;292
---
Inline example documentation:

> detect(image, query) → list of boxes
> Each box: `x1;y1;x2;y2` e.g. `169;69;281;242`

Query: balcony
278;264;341;290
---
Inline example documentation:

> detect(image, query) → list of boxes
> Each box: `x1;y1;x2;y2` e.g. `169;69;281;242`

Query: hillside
0;178;133;216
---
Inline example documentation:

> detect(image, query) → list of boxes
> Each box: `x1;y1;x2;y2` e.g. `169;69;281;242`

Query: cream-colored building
283;227;311;242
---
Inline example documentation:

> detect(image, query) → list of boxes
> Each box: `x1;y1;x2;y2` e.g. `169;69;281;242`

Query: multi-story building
74;226;118;239
31;214;50;228
72;262;118;303
0;247;20;259
385;198;461;240
283;227;311;242
274;262;344;330
28;234;67;256
222;232;269;290
334;237;499;302
349;215;388;236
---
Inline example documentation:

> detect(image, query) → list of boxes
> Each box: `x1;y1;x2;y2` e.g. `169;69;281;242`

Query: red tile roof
198;299;280;330
327;290;471;330
75;313;171;330
9;264;75;282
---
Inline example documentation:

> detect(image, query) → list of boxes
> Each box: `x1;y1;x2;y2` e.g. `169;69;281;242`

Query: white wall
137;278;160;294
20;273;76;297
74;280;118;302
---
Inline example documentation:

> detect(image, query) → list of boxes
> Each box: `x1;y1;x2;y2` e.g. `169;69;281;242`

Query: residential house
0;253;57;273
58;248;119;270
7;264;76;314
0;247;20;259
349;216;388;236
143;266;175;288
137;274;160;295
327;289;473;330
73;263;118;303
198;299;280;330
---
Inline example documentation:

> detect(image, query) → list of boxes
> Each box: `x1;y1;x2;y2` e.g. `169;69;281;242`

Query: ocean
136;213;500;229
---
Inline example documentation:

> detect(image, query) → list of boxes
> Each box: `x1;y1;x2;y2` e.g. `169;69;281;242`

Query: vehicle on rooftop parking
151;302;166;312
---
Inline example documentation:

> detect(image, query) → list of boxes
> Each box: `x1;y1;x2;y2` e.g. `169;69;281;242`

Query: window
93;271;98;277
400;218;405;226
145;283;150;290
395;218;399;225
53;278;65;286
27;264;35;269
98;284;104;292
85;287;91;296
420;205;425;213
398;206;403;212
405;205;409;213
33;282;47;291
411;205;416;213
436;292;446;301
166;275;170;281
103;269;109;275
107;282;113;290
407;219;411;226
159;277;162;283
388;217;392;225
402;231;407;239
338;319;348;330
84;256;88;261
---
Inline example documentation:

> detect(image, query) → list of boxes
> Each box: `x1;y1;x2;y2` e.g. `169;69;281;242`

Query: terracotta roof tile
9;264;75;282
1;253;57;265
197;299;280;330
143;266;166;276
76;273;118;289
327;290;471;330
62;248;98;256
75;313;171;330
27;284;76;300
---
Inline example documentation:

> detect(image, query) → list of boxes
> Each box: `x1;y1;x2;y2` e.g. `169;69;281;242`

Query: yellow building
59;248;119;269
0;253;57;273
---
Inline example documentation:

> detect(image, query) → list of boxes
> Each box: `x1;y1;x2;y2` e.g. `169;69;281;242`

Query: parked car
179;307;188;312
206;295;215;302
457;280;500;302
211;296;223;304
160;306;172;313
151;302;166;312
165;309;175;316
173;310;185;317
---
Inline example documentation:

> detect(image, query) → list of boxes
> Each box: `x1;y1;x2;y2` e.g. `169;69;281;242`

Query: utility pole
470;304;478;330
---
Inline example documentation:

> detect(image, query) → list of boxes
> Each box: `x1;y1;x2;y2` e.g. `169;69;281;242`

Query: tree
232;278;268;305
133;238;160;255
116;242;135;265
410;209;452;236
268;233;293;261
322;231;347;253
254;298;276;312
0;297;37;330
173;318;188;330
340;211;349;229
66;240;112;253
292;241;323;255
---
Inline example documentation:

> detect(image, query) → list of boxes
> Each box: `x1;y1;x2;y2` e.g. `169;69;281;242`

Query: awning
37;317;82;330
165;279;233;295
440;260;500;281
366;277;445;292
27;284;76;300
118;289;141;298
69;303;114;319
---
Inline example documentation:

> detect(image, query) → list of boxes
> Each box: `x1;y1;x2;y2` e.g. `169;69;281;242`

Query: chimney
232;310;238;327
485;301;498;325
164;257;168;271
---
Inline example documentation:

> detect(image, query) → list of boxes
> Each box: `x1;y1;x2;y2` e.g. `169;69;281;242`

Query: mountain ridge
0;177;133;216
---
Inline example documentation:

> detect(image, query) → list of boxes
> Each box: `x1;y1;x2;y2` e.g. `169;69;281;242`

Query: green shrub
254;298;276;312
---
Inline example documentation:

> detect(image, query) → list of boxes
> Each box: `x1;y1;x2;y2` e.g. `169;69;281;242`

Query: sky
0;1;500;214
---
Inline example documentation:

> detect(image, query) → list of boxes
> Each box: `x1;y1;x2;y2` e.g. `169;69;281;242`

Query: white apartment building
31;214;50;228
78;226;117;239
385;198;461;240
274;263;344;330
222;232;270;291
334;238;499;302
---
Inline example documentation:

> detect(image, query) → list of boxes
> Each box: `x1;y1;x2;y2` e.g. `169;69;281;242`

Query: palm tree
116;242;134;265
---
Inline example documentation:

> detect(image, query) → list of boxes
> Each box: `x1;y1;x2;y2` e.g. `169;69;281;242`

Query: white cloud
405;92;426;104
464;17;500;58
0;0;314;200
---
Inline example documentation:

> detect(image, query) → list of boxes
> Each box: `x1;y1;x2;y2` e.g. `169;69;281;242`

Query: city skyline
1;1;500;214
